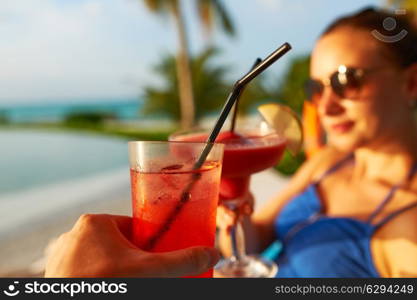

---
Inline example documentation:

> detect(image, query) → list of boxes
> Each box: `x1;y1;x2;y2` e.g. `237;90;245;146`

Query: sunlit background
0;0;413;276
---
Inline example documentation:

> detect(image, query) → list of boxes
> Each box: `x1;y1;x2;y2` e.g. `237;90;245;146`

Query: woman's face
310;27;413;152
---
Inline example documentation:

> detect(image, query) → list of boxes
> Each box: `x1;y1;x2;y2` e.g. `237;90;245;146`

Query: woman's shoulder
301;146;348;181
371;163;417;277
372;197;417;277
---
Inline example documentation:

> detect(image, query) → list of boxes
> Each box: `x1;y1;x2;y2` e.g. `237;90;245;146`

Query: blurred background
0;0;415;276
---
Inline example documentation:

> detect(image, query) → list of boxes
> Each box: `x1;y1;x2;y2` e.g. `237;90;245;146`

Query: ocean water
0;130;129;196
0;100;144;123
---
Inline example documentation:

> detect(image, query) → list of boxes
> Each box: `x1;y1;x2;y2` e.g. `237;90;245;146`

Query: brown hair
322;7;417;68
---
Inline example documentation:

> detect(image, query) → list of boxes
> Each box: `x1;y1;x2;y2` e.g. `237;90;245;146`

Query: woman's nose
317;86;345;116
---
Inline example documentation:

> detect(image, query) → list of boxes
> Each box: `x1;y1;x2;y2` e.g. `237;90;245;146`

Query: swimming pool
0;129;129;196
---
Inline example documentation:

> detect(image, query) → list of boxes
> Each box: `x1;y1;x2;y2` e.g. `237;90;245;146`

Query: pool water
0;130;129;196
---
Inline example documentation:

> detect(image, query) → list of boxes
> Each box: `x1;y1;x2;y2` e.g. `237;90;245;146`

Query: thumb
136;247;220;278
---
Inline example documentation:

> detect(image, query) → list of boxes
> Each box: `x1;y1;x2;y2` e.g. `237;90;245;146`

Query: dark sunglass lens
331;68;363;99
346;69;361;86
330;72;346;98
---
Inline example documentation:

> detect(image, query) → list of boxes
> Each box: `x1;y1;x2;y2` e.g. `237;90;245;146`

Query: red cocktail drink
128;141;224;278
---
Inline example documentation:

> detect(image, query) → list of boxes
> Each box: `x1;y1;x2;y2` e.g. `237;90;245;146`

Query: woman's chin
328;135;363;153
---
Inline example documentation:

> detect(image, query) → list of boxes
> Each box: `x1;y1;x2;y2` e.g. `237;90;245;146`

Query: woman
219;7;417;277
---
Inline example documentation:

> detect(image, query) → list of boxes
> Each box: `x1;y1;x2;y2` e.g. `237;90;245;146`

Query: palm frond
143;0;178;14
197;0;213;32
143;0;162;12
211;0;235;36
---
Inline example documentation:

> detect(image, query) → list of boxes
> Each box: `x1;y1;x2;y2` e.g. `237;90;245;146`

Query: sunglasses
304;65;384;104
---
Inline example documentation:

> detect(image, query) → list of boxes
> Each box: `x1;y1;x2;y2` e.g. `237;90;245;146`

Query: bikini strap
366;186;400;224
313;152;354;184
367;163;417;224
373;201;417;230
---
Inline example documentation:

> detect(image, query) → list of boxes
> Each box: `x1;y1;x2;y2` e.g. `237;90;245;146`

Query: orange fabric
302;101;325;158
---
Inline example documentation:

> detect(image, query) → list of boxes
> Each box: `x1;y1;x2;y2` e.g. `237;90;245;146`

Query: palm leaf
143;0;179;14
197;0;213;32
211;0;235;36
143;0;163;12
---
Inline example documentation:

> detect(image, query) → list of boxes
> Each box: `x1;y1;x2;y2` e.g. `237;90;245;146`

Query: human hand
216;192;254;232
44;214;220;278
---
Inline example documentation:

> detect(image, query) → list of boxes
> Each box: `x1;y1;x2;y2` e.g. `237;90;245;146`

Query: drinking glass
128;141;224;277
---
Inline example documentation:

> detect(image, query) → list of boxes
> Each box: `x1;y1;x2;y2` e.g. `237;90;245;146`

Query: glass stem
230;214;247;261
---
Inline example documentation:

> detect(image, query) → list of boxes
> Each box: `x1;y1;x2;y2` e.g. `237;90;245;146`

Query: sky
0;0;385;105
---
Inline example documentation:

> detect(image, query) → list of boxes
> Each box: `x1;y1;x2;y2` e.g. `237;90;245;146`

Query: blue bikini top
274;154;417;277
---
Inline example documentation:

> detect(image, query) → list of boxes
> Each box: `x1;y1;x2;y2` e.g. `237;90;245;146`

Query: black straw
230;57;263;132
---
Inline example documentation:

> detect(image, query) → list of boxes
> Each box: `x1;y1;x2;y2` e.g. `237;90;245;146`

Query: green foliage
142;47;231;123
102;128;173;140
277;55;311;114
237;55;310;116
198;0;236;36
142;54;180;121
269;55;310;175
63;111;116;126
275;150;306;176
143;52;311;120
143;0;172;13
142;50;280;122
192;48;231;119
0;111;9;124
0;122;174;141
236;74;272;115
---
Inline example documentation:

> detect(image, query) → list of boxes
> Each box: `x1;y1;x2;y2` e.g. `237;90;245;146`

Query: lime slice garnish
257;103;303;156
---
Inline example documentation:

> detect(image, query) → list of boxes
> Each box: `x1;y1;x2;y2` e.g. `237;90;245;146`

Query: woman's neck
353;125;417;185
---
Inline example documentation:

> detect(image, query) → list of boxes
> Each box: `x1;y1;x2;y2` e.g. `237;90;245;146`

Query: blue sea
0;99;144;123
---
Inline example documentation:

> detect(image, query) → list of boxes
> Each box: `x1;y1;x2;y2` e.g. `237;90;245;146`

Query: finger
219;205;235;219
217;208;235;229
74;214;138;250
134;247;220;278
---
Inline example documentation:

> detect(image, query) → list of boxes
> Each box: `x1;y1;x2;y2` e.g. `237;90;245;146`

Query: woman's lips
330;121;354;134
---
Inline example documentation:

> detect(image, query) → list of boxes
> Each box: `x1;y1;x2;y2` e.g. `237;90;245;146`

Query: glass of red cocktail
128;141;224;277
170;119;286;277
